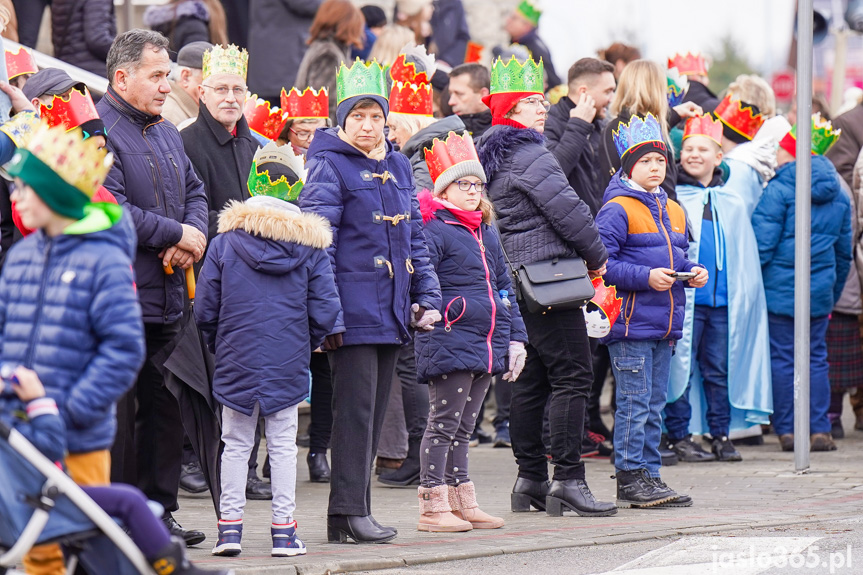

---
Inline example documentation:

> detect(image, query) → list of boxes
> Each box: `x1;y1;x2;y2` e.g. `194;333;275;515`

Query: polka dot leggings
419;370;492;488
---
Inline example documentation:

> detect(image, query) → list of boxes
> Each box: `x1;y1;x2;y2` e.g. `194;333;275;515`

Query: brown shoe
779;434;794;452
449;482;504;529
417;485;473;532
375;456;402;475
810;432;837;451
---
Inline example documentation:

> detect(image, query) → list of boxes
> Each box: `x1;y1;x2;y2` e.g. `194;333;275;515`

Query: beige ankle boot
417;485;473;532
449;481;504;529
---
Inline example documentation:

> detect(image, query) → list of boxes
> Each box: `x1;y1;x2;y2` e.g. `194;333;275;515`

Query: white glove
503;341;527;381
410;303;442;331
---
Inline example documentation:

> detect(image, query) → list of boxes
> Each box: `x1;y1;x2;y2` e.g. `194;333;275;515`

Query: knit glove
503;341;527;382
410;303;441;331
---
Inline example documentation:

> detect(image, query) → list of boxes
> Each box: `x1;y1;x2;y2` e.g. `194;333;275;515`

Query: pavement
177;409;863;575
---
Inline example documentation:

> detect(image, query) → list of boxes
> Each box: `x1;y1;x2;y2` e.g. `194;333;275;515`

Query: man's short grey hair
169;65;195;82
106;29;169;85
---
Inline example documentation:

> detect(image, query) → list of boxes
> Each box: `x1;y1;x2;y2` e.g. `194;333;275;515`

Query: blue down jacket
752;155;852;318
299;128;441;346
196;200;341;416
596;173;699;344
414;194;528;382
0;204;145;453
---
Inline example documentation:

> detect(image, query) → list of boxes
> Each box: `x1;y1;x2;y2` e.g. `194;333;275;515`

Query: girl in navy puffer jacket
414;132;528;533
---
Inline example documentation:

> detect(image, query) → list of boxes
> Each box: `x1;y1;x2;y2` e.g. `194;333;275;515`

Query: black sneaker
831;419;845;440
711;436;742;462
670;436;716;462
648;477;693;507
582;431;612;458
659;435;679;466
615;468;679;508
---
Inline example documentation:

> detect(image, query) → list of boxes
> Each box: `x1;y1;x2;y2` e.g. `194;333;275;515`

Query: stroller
0;419;154;575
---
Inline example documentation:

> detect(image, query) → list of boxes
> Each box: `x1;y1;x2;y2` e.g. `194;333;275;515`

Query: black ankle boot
511;477;550;512
307;451;331;483
615;469;679;508
326;514;397;544
162;514;206;547
378;437;421;487
546;479;617;517
647;476;693;507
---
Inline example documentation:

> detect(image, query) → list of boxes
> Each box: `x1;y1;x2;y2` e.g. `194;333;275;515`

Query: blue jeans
768;313;831;435
609;339;674;476
665;305;731;439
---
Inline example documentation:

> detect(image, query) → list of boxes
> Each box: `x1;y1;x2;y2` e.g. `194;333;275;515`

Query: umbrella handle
164;262;174;275
186;266;196;300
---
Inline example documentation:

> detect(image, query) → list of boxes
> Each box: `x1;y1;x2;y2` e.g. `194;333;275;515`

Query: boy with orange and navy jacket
595;113;707;510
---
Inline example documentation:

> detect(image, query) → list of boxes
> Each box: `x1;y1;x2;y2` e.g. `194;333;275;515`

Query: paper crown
490;55;544;95
244;95;288;141
666;67;689;108
683;114;723;146
779;113;842;158
247;141;306;202
612;113;664;158
516;0;542;26
39;87;100;132
390;44;436;85
280;87;329;119
667;52;708;76
389;81;433;116
202;44;249;80
713;94;764;141
336;58;388;104
0;111;41;149
6;46;37;81
424;131;483;185
583;277;622;338
465;41;484;64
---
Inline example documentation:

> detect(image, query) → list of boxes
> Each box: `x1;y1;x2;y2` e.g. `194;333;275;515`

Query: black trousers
588;340;614;425
11;0;50;47
510;305;593;482
309;352;334;454
327;344;400;516
395;341;429;440
111;321;184;512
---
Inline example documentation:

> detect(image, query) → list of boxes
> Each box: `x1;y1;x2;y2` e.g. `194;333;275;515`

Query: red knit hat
483;91;541;125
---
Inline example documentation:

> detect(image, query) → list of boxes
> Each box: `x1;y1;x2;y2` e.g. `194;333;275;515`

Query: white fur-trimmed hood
217;200;332;249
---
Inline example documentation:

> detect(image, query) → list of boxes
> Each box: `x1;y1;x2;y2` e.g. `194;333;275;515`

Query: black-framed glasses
201;84;247;97
455;180;486;192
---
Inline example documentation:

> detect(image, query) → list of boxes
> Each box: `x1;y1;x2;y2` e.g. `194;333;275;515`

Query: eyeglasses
521;97;551;112
454;180;486;192
290;127;316;142
201;85;247;97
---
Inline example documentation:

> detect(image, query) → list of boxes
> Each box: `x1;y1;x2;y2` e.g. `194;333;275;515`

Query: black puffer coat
51;0;116;77
476;124;607;270
144;0;210;54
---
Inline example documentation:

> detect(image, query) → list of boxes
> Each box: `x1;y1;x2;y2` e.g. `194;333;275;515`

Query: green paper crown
516;0;542;26
247;142;307;202
792;113;842;156
490;55;544;96
336;58;388;104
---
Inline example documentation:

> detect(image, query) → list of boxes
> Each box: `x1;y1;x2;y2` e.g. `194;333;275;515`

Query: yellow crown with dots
202;44;249;81
26;123;113;197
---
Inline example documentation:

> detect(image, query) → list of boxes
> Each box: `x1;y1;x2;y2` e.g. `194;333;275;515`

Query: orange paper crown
713;94;764;141
424;131;482;185
391;53;429;85
583;277;623;338
6;46;37;81
388;81;433;116
667;52;708;76
244;95;289;141
683;114;723;146
39;87;100;131
465;41;484;64
280;87;329;119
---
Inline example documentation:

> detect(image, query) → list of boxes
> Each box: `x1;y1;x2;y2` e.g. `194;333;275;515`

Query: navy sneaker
493;424;511;448
211;519;242;556
272;521;307;557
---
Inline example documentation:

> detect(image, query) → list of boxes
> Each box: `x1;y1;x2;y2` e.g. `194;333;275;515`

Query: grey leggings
420;371;493;488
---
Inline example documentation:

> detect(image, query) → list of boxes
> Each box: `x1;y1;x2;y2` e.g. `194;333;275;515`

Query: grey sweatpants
420;371;493;488
220;402;298;524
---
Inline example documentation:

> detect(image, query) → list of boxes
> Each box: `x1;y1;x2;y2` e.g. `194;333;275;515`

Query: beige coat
162;80;199;127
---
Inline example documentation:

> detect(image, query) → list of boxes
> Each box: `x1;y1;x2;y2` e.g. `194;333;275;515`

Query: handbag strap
490;218;517;276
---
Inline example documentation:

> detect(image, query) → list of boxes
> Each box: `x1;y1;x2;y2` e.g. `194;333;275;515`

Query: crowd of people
0;0;862;574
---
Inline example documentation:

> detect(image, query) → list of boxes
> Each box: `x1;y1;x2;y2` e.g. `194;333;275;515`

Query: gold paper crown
27;124;113;197
202;44;249;81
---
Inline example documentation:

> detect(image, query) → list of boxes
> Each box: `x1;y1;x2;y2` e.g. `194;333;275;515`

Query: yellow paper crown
202;44;249;81
28;123;113;197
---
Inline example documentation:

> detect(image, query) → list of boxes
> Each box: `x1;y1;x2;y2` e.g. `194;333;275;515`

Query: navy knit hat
336;94;389;129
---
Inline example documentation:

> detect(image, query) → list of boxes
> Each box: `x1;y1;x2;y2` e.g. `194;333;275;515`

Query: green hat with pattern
490;55;544;95
247;142;306;203
516;0;542;27
336;58;388;104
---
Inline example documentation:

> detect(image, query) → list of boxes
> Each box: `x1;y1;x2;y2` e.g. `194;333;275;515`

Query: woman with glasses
475;56;615;518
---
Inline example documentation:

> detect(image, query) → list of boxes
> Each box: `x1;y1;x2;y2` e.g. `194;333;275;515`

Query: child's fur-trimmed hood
217;200;332;249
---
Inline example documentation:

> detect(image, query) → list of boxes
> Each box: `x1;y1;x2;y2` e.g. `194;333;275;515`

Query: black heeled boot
326;514;397;544
510;477;550;512
545;478;617;517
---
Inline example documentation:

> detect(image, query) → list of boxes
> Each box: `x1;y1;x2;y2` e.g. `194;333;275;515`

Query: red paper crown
583;277;622;338
713;94;764;141
465;42;484;64
667;52;708;76
6;46;37;81
280;87;329;119
39;87;100;131
244;95;289;141
424;131;480;184
683;114;723;146
388;81;433;116
390;53;429;85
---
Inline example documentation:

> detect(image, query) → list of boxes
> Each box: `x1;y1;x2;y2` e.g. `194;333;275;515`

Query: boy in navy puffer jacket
596;114;708;509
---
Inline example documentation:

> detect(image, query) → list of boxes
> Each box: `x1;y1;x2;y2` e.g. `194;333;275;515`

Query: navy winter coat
476;124;607;270
51;0;116;77
752;155;852;318
414;195;527;382
196;200;341;416
97;86;209;324
596;173;698;344
300;128;441;346
0;204;145;453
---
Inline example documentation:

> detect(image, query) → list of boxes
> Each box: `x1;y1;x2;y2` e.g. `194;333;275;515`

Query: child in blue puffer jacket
596;114;708;509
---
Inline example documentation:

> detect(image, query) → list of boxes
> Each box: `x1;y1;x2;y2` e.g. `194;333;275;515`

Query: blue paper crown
612;113;664;158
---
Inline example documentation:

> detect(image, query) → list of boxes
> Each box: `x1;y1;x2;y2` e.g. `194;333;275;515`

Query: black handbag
493;224;595;314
